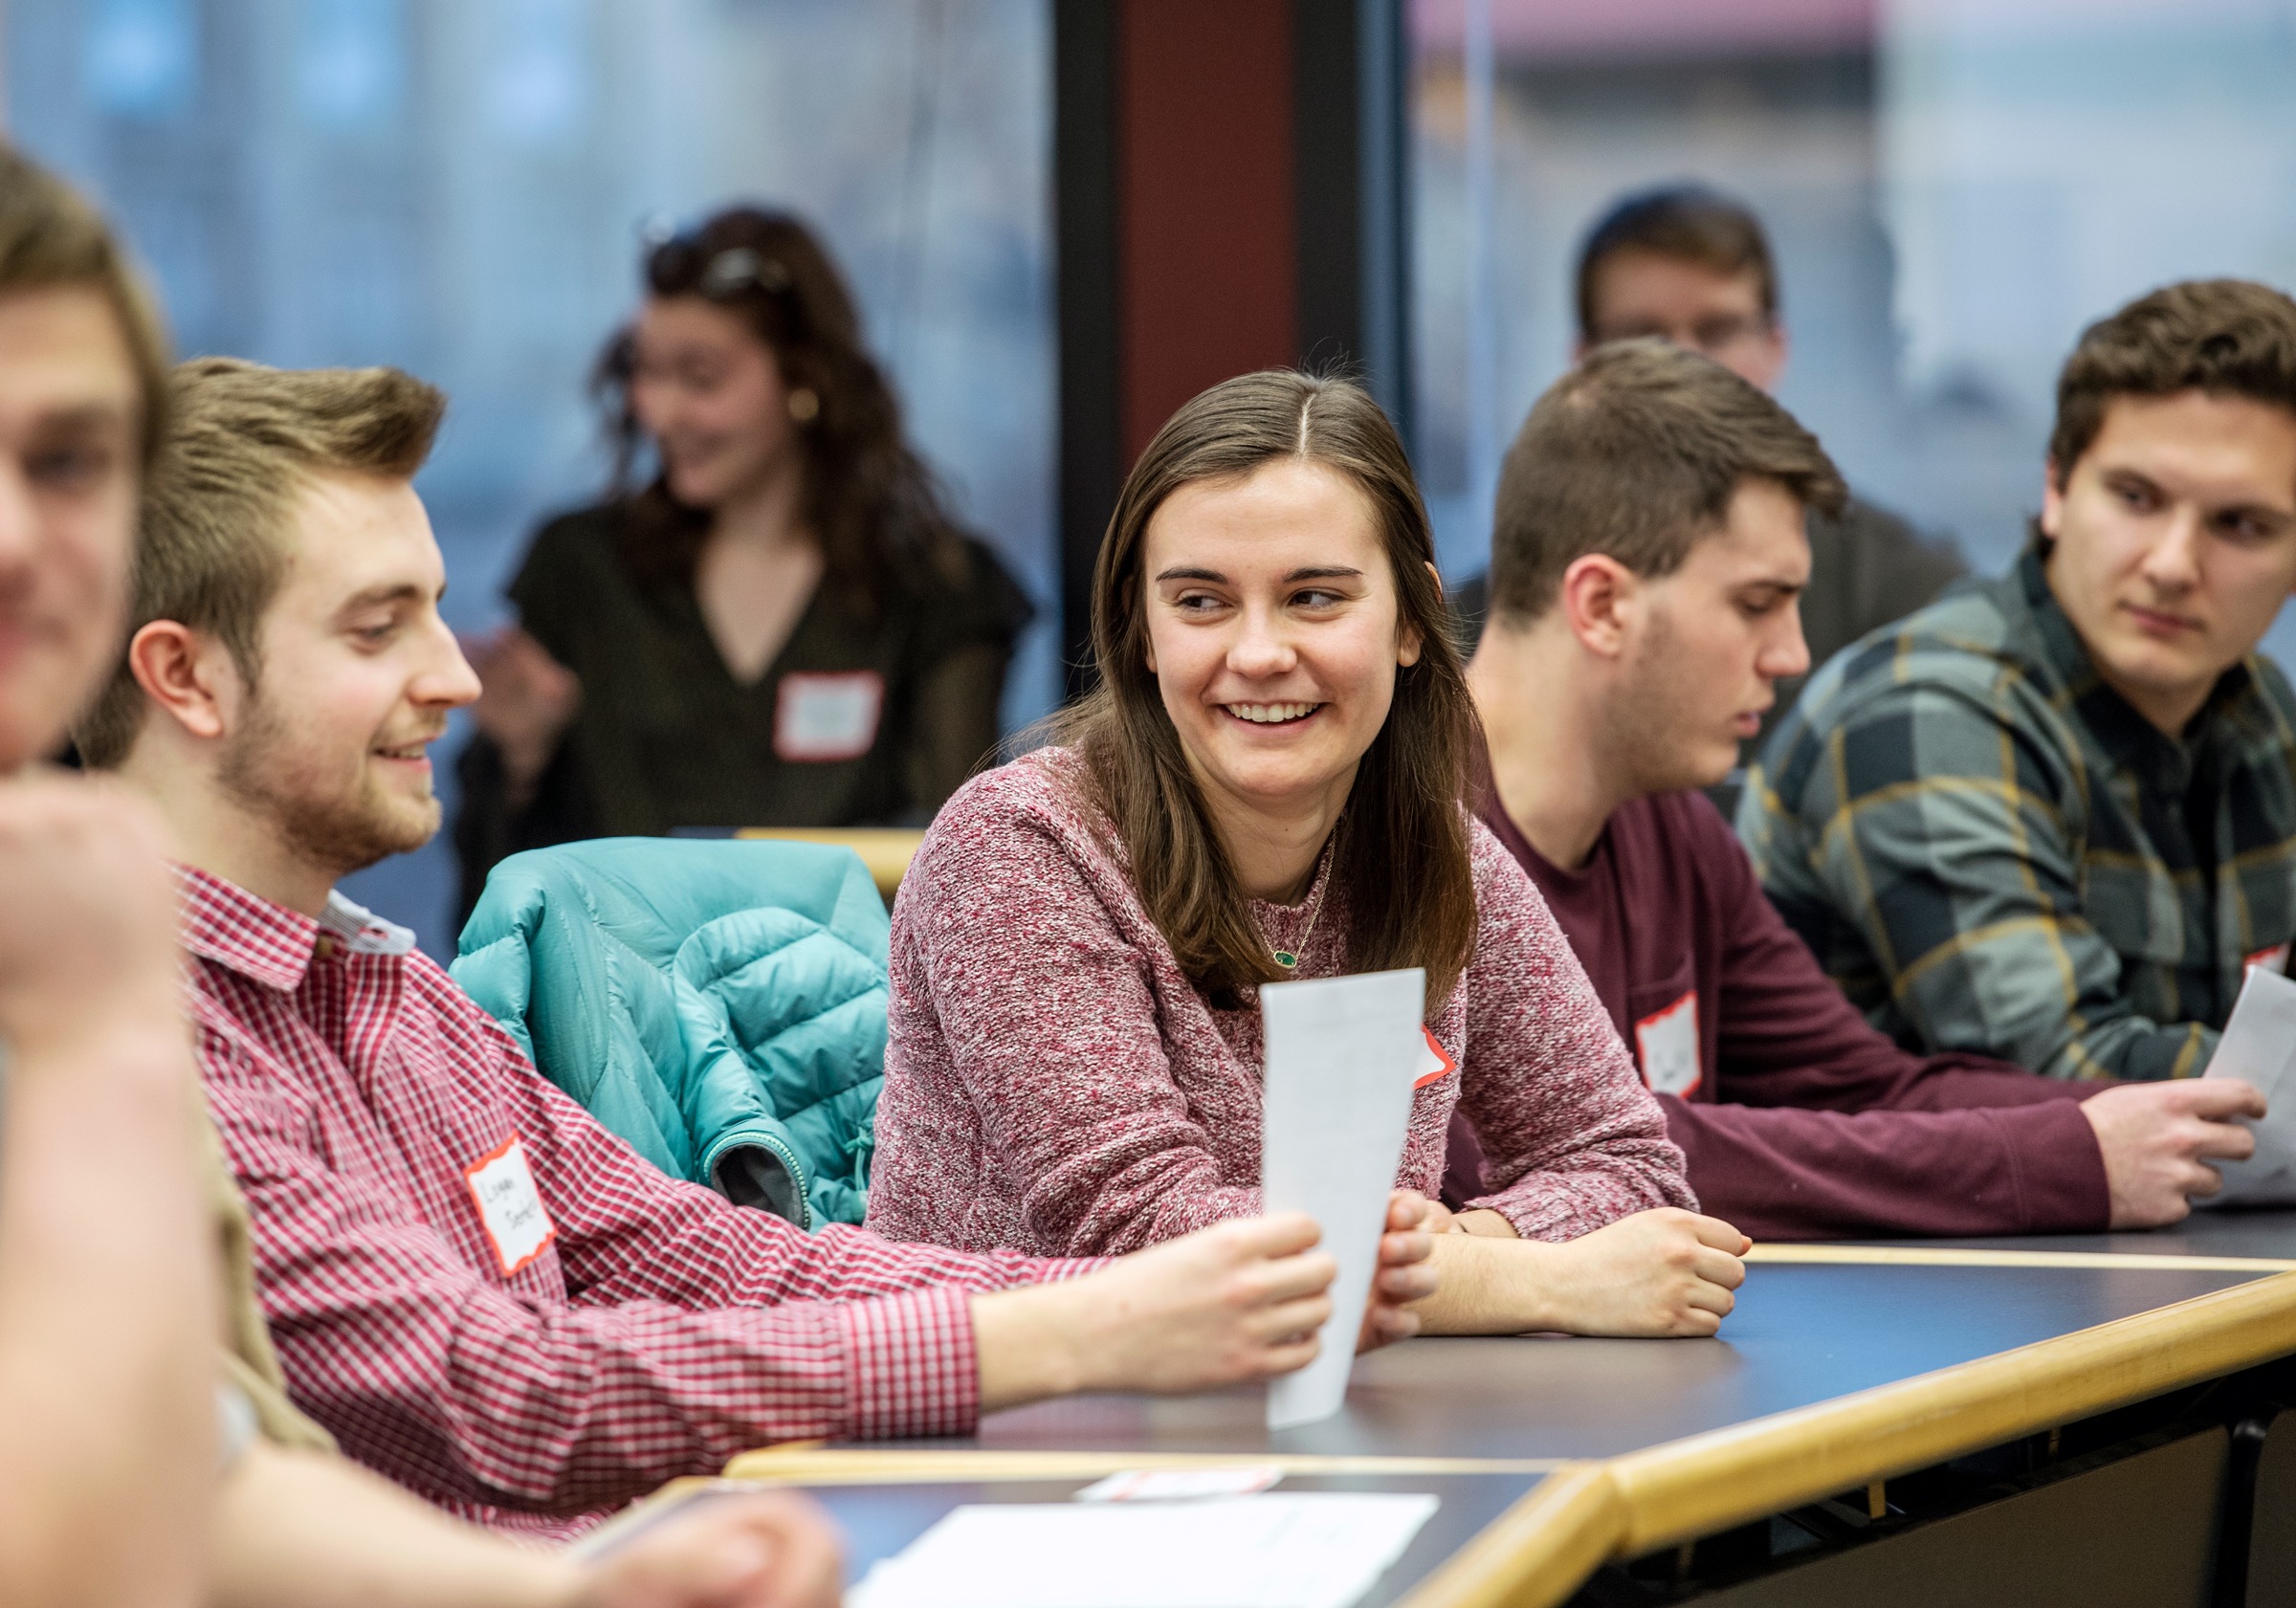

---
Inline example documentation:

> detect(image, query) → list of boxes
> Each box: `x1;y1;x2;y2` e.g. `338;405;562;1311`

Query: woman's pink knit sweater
864;747;1692;1257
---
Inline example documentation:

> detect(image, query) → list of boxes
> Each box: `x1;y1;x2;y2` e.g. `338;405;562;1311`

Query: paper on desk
1074;1465;1285;1502
1260;968;1426;1431
2198;963;2296;1206
844;1492;1439;1608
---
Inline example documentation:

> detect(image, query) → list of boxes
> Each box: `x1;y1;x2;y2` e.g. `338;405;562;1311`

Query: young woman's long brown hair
592;206;967;613
1058;369;1480;1008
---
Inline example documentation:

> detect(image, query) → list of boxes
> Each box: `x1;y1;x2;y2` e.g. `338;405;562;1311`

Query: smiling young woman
865;370;1751;1340
1079;378;1477;1006
452;208;1032;924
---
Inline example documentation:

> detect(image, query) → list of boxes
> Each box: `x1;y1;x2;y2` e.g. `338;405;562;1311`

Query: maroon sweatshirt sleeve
1681;798;2110;1239
1664;1098;2106;1240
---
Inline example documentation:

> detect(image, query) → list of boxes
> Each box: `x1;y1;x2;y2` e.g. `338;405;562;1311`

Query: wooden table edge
732;827;923;898
717;1445;1564;1483
1600;1267;2296;1554
1394;1461;1624;1608
707;1447;1597;1608
650;1268;2296;1603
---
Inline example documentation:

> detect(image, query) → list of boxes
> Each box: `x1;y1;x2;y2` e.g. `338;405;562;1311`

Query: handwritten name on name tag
1634;990;1701;1098
464;1134;557;1277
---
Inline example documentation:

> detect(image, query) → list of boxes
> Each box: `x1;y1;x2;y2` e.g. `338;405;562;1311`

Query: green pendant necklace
1267;852;1332;971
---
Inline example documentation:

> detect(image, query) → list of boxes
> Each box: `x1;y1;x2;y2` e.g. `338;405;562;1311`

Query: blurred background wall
1410;0;2296;626
5;0;1057;949
9;0;2296;945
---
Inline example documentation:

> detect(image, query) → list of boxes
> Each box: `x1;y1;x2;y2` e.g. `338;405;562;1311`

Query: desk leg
2246;1413;2296;1608
1675;1430;2225;1608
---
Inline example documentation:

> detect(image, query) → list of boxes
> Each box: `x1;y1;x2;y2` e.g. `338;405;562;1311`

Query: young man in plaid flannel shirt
77;356;1438;1538
1743;280;2296;1091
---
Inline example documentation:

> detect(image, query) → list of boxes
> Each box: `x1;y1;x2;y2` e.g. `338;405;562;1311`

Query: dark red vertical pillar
1116;1;1299;463
1056;0;1407;695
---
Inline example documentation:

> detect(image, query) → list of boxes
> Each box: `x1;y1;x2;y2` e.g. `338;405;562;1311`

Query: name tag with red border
463;1134;557;1278
1411;1027;1456;1089
774;672;885;761
2247;942;2291;976
1634;990;1701;1098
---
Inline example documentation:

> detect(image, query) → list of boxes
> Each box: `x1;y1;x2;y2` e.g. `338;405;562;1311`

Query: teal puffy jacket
452;837;887;1229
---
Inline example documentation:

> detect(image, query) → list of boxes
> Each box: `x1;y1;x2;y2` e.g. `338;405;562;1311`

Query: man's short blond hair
75;358;446;767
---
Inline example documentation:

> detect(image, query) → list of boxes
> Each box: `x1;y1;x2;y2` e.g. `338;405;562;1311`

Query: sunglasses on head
644;227;795;302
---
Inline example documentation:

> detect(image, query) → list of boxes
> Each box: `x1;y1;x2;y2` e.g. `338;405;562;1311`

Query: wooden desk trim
1393;1462;1623;1608
696;1449;1593;1608
1599;1268;2296;1553
732;828;923;898
569;1476;726;1558
677;1269;2296;1605
720;1445;1562;1484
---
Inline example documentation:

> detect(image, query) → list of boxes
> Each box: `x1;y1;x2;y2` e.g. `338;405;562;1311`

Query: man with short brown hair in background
1452;184;1966;775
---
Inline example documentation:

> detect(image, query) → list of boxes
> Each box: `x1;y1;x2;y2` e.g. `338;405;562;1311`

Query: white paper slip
844;1492;1439;1608
1260;968;1426;1431
2198;963;2296;1206
1074;1465;1285;1502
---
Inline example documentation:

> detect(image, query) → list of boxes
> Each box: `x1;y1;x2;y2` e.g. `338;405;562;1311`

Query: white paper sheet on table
844;1492;1440;1608
2198;963;2296;1205
1260;968;1426;1431
1074;1465;1285;1502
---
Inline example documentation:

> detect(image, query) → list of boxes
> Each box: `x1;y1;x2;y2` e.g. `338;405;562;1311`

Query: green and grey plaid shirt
1737;544;2296;1081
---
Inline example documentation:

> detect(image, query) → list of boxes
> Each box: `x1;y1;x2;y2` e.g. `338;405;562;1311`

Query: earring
787;387;820;424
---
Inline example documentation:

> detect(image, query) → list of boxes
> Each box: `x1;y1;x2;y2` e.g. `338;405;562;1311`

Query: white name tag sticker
775;672;885;761
2247;942;2291;976
1634;990;1701;1098
463;1134;557;1277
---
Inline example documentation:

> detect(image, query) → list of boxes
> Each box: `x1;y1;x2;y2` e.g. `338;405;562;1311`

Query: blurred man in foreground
0;144;845;1608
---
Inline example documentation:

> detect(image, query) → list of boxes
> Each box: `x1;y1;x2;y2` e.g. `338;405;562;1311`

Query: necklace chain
1266;847;1333;971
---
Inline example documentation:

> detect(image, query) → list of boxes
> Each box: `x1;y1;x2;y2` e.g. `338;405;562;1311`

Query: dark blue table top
661;1231;2296;1605
939;1260;2273;1463
602;1470;1546;1606
1848;1204;2296;1262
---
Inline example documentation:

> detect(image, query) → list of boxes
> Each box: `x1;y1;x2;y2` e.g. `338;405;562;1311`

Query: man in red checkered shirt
77;357;1439;1536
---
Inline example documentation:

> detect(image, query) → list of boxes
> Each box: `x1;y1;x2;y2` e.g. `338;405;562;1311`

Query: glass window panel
6;0;1055;953
1408;0;2296;676
84;0;199;121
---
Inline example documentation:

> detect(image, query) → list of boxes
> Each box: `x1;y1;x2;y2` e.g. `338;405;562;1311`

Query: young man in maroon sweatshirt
1447;340;2264;1240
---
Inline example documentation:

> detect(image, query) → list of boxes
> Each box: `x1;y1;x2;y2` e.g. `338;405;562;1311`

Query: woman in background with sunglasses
454;207;1031;918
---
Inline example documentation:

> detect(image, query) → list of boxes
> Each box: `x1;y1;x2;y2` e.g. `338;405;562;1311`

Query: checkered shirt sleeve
188;929;1083;1522
1741;660;2210;1082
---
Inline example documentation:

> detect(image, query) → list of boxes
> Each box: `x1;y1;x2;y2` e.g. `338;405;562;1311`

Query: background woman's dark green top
453;501;1031;919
